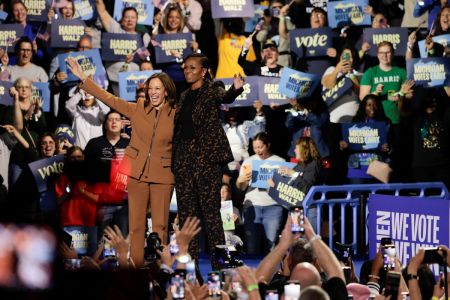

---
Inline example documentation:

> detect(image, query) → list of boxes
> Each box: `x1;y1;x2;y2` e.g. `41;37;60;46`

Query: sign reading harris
327;0;371;28
32;82;51;112
250;160;296;189
0;24;24;53
23;0;50;22
259;76;290;106
341;122;387;151
363;28;408;56
211;0;254;19
368;194;450;275
0;81;14;106
58;49;106;84
29;155;65;193
418;34;450;58
118;70;162;101
268;171;305;208
322;77;354;106
64;226;98;256
113;0;154;26
101;33;143;62
154;33;193;64
73;0;97;21
279;67;320;99
51;19;86;48
216;76;259;108
407;58;450;87
290;28;337;58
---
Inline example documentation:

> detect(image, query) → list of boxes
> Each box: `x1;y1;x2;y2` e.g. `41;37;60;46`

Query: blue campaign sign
73;0;97;21
101;32;143;62
64;226;98;256
216;76;259;108
211;0;254;19
363;27;408;56
258;76;290;106
113;0;154;26
154;33;193;64
244;5;266;33
58;49;106;84
0;24;25;53
418;34;450;58
51;19;86;48
268;171;305;208
118;70;162;101
0;10;7;21
368;194;450;274
0;81;13;106
279;67;320;99
290;27;337;58
322;76;354;106
250;160;296;189
24;0;51;22
407;58;450;87
327;0;371;28
32;82;51;112
29;155;65;193
341;122;388;151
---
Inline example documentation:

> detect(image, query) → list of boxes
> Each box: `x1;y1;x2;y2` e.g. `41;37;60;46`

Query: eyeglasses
107;117;122;122
311;13;325;18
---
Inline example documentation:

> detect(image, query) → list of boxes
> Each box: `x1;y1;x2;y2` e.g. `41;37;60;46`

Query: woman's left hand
232;73;245;90
279;166;294;176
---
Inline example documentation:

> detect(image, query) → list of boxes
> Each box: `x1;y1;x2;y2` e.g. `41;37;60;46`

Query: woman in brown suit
67;58;175;267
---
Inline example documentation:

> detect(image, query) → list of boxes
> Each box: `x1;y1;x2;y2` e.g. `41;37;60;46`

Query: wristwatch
405;273;419;281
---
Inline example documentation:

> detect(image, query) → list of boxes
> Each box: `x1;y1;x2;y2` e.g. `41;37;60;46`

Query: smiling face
60;2;75;19
310;10;326;28
183;57;206;87
440;7;450;32
121;9;138;32
252;139;270;160
12;2;27;25
372;13;388;29
220;185;231;201
147;78;167;109
82;92;95;108
262;46;279;65
40;135;56;158
377;44;393;67
17;40;33;66
365;98;378;119
167;9;182;31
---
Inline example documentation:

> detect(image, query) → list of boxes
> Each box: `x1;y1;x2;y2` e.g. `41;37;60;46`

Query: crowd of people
0;0;450;299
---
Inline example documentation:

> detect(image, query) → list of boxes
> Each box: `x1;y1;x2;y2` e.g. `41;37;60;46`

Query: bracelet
405;273;419;281
398;91;405;97
368;274;380;280
431;297;439;300
247;284;259;292
309;235;321;244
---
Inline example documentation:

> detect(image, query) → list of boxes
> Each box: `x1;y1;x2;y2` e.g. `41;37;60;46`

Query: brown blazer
80;78;175;184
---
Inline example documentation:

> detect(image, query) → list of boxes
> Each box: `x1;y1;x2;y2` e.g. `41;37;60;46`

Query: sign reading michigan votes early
101;33;143;62
327;0;371;28
250;160;296;189
118;70;162;101
290;28;337;58
364;27;408;56
23;0;50;22
64;226;97;256
279;67;320;99
407;58;450;87
368;194;450;275
51;19;86;48
211;0;254;19
32;82;51;112
73;0;96;21
58;49;106;84
0;24;24;53
154;33;193;63
341;122;388;151
269;171;305;208
217;76;259;107
113;0;154;26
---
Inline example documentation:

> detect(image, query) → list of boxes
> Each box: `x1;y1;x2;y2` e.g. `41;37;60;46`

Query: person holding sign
66;58;177;268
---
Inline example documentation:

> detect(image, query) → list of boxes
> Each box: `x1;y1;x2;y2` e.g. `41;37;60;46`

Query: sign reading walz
51;19;86;48
101;32;143;62
268;171;305;208
0;24;24;53
290;27;337;58
216;76;259;107
211;0;254;19
23;0;51;22
153;33;193;64
363;27;408;56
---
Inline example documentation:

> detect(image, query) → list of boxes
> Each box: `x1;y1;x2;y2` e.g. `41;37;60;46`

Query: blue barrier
303;182;450;256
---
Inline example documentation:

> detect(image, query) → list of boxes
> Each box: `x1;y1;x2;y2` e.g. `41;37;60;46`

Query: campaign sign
279;67;320;99
0;10;7;21
341;122;388;151
32;82;51;112
216;76;259;107
221;200;235;231
64;226;98;256
250;160;296;189
0;24;24;53
118;70;162;101
73;0;97;21
101;33;143;62
290;27;337;58
23;0;50;22
244;5;266;33
368;194;450;275
51;19;86;48
0;81;13;106
154;33;193;64
211;0;254;19
327;0;371;28
113;0;154;26
258;76;289;106
322;76;354;106
29;155;65;193
406;58;450;87
418;34;450;58
363;27;408;56
268;171;305;208
58;49;106;83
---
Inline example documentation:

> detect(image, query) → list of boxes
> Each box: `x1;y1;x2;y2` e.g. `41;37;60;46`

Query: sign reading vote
58;49;106;83
418;34;450;58
32;82;51;112
64;226;98;256
250;160;296;189
154;33;193;63
101;33;143;62
368;194;450;275
341;122;387;151
118;70;162;101
327;0;371;28
0;81;13;106
113;0;154;26
290;27;337;58
29;155;65;193
268;171;305;208
407;58;450;87
364;28;408;56
322;76;354;106
279;67;320;99
259;76;290;106
217;76;259;107
211;0;254;19
23;0;50;22
0;24;24;53
51;19;86;48
73;0;96;21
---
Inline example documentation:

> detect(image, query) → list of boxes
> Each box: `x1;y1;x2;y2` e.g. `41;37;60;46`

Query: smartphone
380;237;392;246
171;270;186;300
265;290;279;300
221;269;241;292
169;231;179;255
334;242;352;265
343;266;352;284
290;206;304;233
271;8;280;17
382;245;396;270
342;52;350;61
423;247;443;264
186;261;196;285
208;271;222;299
284;280;301;300
103;237;116;258
384;271;401;299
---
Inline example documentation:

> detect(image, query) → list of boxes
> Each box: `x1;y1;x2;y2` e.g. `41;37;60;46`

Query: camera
144;232;164;260
215;245;243;269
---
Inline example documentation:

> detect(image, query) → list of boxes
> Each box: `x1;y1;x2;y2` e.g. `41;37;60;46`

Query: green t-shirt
360;65;406;124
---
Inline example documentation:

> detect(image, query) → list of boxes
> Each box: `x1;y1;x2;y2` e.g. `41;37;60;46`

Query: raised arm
95;0;113;31
10;87;23;131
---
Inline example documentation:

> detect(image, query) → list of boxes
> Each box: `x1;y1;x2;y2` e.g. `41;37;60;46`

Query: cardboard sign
250;160;296;189
211;0;254;19
216;76;259;107
0;10;8;21
258;76;289;106
113;0;155;26
0;81;14;106
51;19;86;48
341;122;388;151
268;171;305;208
327;0;371;28
58;49;106;84
32;82;51;112
29;155;65;193
153;33;193;64
290;27;337;58
73;0;97;21
244;5;266;33
118;70;162;101
363;27;408;56
101;32;143;62
23;0;50;22
64;226;98;256
278;67;320;99
322;76;354;106
221;200;235;231
406;57;450;87
0;24;24;53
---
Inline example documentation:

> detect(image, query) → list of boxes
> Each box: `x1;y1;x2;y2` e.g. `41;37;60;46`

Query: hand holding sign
9;86;19;101
65;57;87;81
